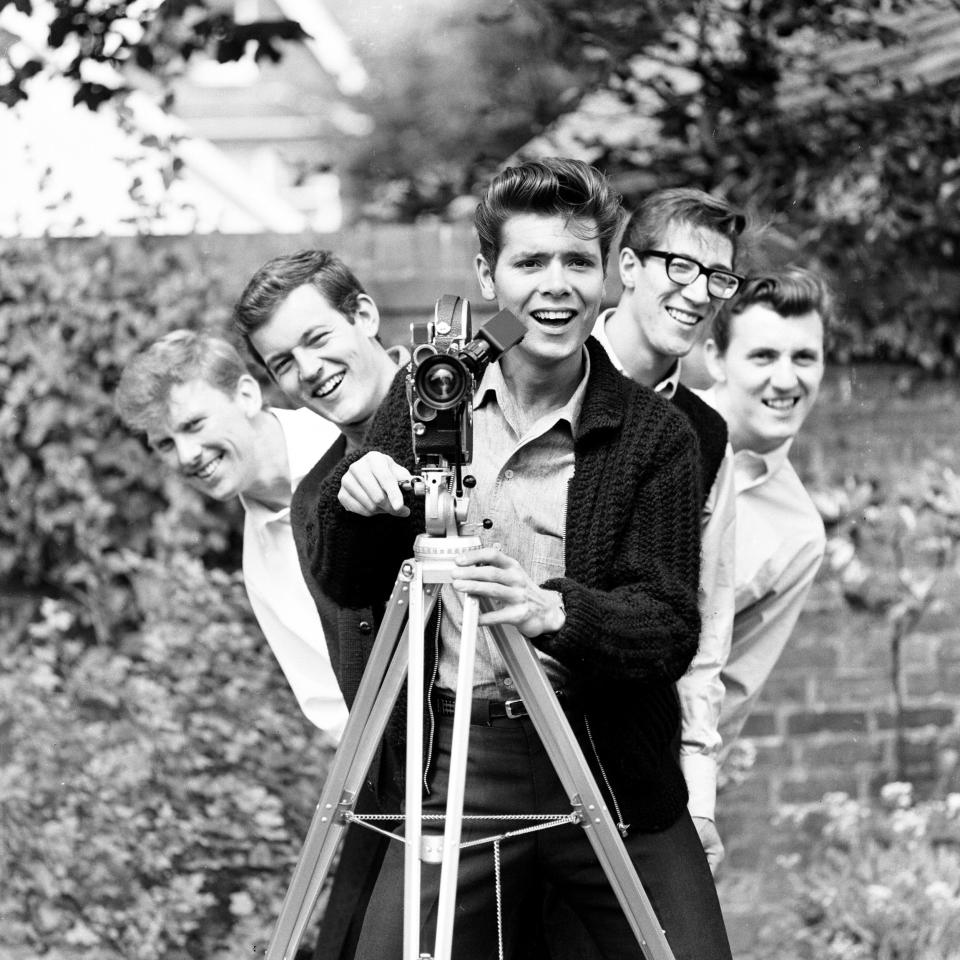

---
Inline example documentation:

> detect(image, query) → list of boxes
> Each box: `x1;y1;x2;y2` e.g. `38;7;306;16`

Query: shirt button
503;469;514;480
504;678;514;687
358;620;372;635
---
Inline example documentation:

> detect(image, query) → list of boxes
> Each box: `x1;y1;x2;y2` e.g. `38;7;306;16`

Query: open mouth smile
531;309;576;328
191;453;223;481
762;396;800;411
665;306;702;327
312;371;345;400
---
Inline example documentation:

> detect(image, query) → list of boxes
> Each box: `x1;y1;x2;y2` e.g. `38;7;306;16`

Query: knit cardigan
297;337;704;832
672;382;727;502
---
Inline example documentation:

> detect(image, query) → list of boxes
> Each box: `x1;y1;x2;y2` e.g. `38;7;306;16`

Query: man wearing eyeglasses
591;188;746;873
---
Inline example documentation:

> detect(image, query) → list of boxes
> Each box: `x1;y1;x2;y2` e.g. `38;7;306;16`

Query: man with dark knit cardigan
232;250;408;960
295;158;733;960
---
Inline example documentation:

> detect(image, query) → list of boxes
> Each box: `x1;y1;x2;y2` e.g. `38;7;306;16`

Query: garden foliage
810;460;960;782
0;237;334;956
0;235;242;639
0;553;331;958
765;784;960;959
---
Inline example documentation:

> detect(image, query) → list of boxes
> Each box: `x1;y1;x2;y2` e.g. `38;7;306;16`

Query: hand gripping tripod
264;467;677;960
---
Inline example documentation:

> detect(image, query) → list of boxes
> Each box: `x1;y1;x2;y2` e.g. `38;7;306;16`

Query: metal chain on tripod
346;810;578;850
493;840;504;960
347;810;577;960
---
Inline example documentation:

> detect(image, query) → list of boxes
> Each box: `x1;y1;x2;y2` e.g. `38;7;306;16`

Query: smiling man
299;158;732;960
591;188;746;871
233;249;402;457
115;331;345;731
701;267;829;749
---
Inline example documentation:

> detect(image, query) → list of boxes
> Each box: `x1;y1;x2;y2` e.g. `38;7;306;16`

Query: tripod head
405;297;525;537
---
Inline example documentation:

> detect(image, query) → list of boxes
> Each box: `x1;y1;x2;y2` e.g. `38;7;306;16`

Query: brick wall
116;223;624;340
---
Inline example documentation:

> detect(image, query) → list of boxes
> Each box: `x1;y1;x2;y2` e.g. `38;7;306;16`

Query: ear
703;338;726;384
475;253;497;302
618;246;640;291
351;294;381;338
234;373;264;416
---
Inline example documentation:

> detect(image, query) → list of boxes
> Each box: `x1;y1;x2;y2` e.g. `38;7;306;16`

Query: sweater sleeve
536;416;703;686
297;372;424;610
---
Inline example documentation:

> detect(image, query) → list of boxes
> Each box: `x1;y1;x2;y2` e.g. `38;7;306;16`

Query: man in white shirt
114;329;346;733
592;188;745;871
700;267;829;749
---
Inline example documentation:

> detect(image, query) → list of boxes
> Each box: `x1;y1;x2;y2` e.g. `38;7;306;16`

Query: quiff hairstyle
713;267;836;355
233;249;368;363
620;187;746;267
474;157;623;271
115;329;248;435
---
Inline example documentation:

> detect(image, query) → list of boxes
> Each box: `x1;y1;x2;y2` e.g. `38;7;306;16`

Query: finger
338;485;374;516
346;457;410;516
455;546;515;568
449;577;519;600
340;471;409;517
449;564;521;587
477;602;531;627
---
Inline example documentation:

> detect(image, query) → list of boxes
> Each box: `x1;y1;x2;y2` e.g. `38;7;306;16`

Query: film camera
405;296;525;535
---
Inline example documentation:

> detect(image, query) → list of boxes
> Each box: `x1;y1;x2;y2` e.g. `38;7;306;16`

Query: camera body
407;296;525;472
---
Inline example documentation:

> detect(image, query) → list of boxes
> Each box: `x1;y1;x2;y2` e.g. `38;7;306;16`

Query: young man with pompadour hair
234;248;404;458
297;157;733;960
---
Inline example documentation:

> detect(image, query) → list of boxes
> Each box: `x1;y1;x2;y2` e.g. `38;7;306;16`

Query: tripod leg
431;592;479;960
266;569;440;960
484;610;676;960
403;563;427;960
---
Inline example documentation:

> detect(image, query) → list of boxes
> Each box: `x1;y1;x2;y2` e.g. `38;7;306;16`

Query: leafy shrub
0;235;242;641
762;783;960;959
0;550;333;958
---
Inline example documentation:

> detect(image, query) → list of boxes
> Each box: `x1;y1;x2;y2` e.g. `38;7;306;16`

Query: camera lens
415;354;468;410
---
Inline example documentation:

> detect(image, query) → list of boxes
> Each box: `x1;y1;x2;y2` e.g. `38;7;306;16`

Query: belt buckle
504;698;527;719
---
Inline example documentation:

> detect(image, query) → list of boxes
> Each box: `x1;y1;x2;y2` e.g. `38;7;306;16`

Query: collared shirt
700;387;826;748
593;311;736;820
240;406;348;739
436;352;591;698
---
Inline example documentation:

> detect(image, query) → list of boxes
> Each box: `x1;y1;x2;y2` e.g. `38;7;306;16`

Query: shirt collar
699;385;793;492
475;348;591;434
240;408;334;524
733;440;793;493
653;361;681;400
592;308;681;398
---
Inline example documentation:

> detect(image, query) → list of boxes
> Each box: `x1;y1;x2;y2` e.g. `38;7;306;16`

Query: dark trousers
353;713;732;960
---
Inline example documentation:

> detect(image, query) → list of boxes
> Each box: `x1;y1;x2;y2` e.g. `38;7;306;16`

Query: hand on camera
338;452;412;517
451;546;566;638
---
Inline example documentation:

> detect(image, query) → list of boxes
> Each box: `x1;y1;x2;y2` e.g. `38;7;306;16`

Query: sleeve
719;531;825;747
243;577;349;740
537;418;703;686
678;444;736;822
300;375;423;610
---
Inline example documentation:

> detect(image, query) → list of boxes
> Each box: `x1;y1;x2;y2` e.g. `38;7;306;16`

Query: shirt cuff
681;751;718;822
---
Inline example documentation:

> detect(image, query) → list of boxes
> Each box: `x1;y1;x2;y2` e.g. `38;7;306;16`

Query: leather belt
436;691;569;725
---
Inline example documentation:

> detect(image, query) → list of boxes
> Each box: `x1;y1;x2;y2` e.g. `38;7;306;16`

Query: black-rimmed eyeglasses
639;249;743;300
